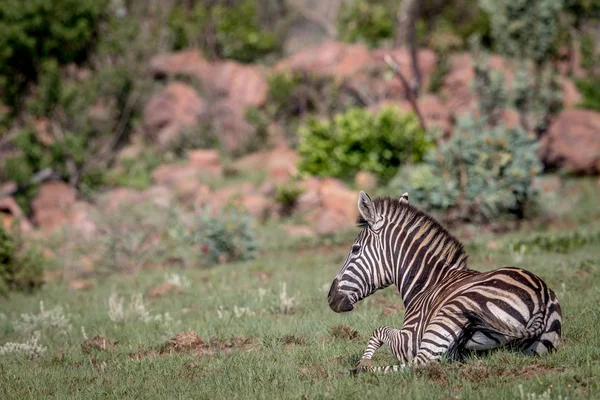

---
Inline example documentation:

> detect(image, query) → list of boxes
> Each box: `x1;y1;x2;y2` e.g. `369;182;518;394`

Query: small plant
575;78;600;112
0;225;45;296
0;331;47;359
13;301;72;336
298;107;431;183
428;50;451;94
108;291;176;325
167;0;280;63
338;0;396;48
274;184;304;216
194;209;259;265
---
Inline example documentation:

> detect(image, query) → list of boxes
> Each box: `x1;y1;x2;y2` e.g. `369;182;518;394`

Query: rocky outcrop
539;110;600;174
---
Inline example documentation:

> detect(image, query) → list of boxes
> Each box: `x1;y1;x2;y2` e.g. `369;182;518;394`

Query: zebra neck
391;223;469;309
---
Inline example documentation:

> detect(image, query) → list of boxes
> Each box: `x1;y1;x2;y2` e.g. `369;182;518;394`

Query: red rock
355;171;378;190
266;147;299;184
70;201;97;237
188;149;223;177
539;110;600;174
561;76;582;109
283;224;316;238
314;209;348;236
212;61;268;109
148;49;212;80
211;99;255;154
31;181;77;231
69;279;94;291
238;194;272;219
152;164;200;186
143;82;206;146
147;282;183;298
320;178;357;221
501;109;521;129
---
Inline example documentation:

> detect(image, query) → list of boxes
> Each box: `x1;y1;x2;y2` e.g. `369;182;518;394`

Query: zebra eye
351;244;361;255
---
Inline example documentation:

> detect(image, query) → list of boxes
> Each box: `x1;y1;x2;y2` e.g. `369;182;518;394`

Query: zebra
327;191;562;373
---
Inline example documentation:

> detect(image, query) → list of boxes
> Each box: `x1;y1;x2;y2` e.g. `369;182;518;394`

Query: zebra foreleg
353;326;407;374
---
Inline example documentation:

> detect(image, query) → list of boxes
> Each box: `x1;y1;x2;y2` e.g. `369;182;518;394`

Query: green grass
1;179;600;399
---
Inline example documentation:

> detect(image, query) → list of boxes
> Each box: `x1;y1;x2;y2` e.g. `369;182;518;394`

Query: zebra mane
357;196;468;268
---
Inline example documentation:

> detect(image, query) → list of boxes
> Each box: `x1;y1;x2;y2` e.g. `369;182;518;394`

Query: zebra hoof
356;358;373;369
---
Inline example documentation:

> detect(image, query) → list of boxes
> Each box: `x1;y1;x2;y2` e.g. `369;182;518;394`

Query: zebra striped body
327;192;562;373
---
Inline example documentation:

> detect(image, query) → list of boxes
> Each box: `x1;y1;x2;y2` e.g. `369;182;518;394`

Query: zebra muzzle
328;278;354;313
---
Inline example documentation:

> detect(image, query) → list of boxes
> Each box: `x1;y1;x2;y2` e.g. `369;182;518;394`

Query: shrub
0;225;45;296
337;0;396;48
480;0;564;66
0;0;107;110
575;78;600;112
194;209;258;265
2;3;159;210
391;115;542;221
274;183;304;216
298;107;431;183
167;0;280;63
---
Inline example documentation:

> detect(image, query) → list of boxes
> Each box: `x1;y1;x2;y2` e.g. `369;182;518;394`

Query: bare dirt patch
81;336;118;353
146;282;183;298
330;324;361;341
299;364;329;381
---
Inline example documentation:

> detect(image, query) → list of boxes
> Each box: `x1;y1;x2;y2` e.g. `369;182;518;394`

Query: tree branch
384;54;427;132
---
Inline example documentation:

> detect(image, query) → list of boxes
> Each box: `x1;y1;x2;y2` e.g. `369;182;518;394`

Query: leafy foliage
2;3;159;209
0;226;45;296
298;107;431;183
274;184;304;216
194;210;259;265
391;115;542;221
0;0;107;109
337;0;396;48
167;0;280;63
480;0;564;65
575;78;600;111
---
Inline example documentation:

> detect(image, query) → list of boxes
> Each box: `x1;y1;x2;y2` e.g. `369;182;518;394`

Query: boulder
143;82;206;146
188;149;223;177
355;171;378;191
539;110;600;174
148;49;213;80
238;194;272;219
31;181;77;231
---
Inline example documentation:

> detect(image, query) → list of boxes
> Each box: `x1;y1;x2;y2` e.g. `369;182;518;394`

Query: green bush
0;0;107;109
576;78;600;112
391;115;542;221
167;0;279;63
194;210;259;265
338;0;396;48
2;4;158;210
298;107;431;183
0;226;45;296
274;184;304;216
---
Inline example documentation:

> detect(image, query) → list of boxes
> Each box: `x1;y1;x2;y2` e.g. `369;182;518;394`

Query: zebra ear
357;191;377;226
400;192;409;203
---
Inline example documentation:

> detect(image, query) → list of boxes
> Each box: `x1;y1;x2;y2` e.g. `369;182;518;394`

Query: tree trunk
395;0;421;97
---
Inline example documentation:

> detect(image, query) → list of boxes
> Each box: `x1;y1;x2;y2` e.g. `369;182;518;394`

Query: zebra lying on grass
327;191;562;374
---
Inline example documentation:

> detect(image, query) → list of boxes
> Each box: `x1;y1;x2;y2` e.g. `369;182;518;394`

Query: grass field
1;178;600;399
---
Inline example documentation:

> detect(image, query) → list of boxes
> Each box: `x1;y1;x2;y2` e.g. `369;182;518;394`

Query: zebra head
328;191;408;313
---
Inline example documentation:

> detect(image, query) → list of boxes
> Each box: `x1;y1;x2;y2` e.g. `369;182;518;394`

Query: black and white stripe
327;191;562;373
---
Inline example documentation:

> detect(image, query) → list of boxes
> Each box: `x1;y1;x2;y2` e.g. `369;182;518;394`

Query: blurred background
0;0;599;294
1;2;600;397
